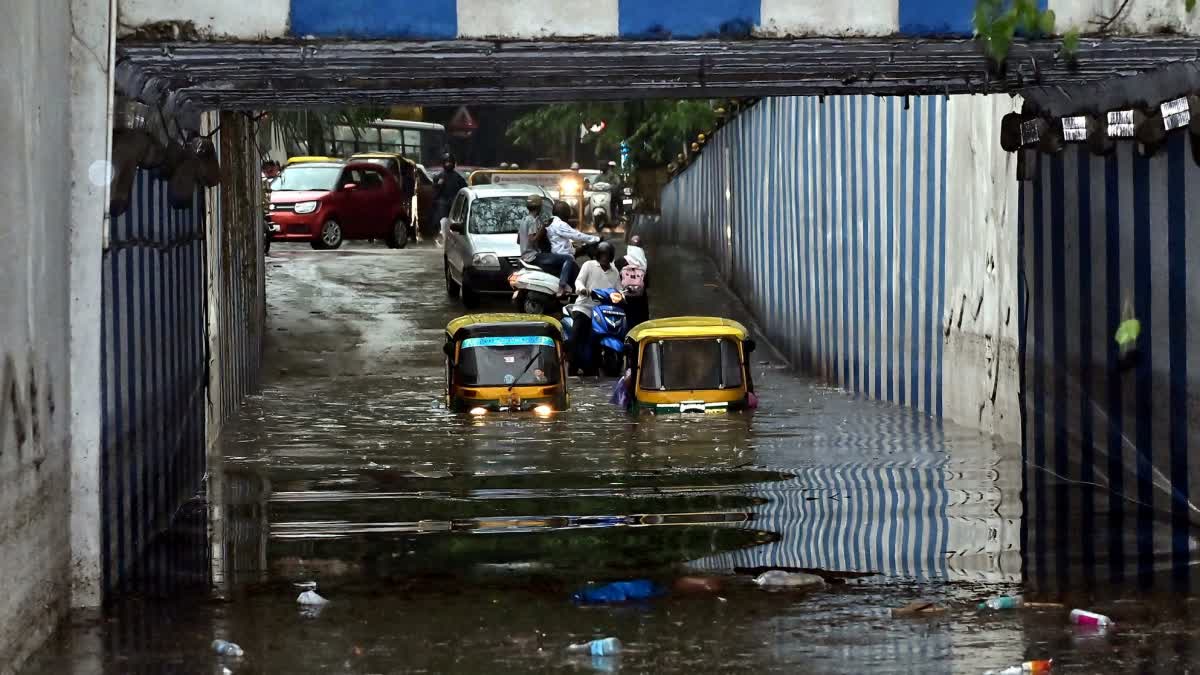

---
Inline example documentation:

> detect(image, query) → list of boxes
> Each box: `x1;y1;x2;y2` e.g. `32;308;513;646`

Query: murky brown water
25;243;1200;674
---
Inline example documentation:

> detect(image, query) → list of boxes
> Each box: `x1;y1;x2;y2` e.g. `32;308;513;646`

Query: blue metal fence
101;169;208;594
1019;136;1199;590
662;95;948;417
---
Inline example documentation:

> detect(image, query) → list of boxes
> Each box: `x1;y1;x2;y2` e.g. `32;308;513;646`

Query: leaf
1188;0;1197;12
1114;318;1141;347
1038;9;1056;35
1062;28;1080;56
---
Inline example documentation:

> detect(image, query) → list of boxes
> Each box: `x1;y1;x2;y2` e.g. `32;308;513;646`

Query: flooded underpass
26;243;1200;674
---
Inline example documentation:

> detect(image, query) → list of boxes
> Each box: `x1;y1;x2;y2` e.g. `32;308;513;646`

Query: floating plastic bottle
567;637;622;656
979;594;1024;610
212;640;244;657
571;580;663;604
984;659;1052;675
1070;609;1113;627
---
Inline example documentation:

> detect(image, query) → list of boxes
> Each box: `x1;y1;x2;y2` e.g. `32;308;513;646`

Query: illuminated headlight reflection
533;405;554;416
294;201;319;214
469;407;488;416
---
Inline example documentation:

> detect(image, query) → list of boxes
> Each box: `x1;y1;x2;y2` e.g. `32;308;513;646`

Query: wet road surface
26;241;1200;673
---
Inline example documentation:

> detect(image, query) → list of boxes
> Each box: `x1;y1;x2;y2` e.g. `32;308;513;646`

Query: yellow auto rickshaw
444;314;569;415
622;317;757;414
285;155;340;166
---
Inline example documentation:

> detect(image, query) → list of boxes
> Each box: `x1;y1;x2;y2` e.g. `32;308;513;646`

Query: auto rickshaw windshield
456;336;560;387
640;339;743;391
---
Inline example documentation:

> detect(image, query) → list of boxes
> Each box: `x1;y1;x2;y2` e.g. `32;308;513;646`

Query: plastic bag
610;373;630;408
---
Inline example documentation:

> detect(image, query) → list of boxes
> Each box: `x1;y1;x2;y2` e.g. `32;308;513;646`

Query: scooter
509;261;566;316
588;182;613;233
509;241;603;316
562;287;628;377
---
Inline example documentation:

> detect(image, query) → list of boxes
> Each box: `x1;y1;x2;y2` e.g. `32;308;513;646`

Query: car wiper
508;352;542;391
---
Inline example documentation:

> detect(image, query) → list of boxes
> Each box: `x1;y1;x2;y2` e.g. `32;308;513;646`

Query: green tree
260;108;388;158
506;100;717;167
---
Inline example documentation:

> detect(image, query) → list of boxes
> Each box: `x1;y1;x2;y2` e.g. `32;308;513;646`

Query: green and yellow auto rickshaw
443;314;569;415
622;317;757;414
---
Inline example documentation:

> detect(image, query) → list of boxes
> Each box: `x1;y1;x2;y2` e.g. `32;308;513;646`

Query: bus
330;119;447;166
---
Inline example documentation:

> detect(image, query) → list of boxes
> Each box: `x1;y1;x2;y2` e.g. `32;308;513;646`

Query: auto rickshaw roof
286;156;341;165
627;317;750;342
446;313;563;341
350;152;414;164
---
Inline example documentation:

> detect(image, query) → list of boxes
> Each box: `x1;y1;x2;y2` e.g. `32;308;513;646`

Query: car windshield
639;338;743;391
273;166;342;192
468;196;540;235
456;336;560;387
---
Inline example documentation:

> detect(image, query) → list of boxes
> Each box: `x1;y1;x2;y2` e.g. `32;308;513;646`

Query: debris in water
297;581;330;606
891;601;947;617
753;571;826;589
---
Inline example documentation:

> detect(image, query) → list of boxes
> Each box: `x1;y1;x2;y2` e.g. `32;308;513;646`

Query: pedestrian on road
433;153;467;226
616;234;649;329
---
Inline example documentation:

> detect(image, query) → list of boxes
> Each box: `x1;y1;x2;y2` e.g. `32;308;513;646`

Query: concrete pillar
68;0;116;609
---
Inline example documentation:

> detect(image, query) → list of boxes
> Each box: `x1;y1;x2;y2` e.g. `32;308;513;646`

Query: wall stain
1;355;29;451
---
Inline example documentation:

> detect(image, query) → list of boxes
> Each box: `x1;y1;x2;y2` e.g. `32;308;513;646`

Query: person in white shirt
547;202;599;257
568;241;620;372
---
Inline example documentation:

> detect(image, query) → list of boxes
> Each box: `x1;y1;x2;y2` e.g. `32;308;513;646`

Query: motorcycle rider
519;195;578;295
433;153;468;227
569;240;621;372
598;160;623;219
546;201;600;260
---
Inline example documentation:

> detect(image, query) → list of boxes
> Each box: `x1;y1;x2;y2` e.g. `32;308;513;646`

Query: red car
268;161;410;250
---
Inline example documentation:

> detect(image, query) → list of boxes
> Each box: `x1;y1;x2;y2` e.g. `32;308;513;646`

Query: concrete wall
943;96;1023;441
120;0;1198;40
2;0;113;671
1051;0;1200;34
1;3;75;670
1019;134;1200;589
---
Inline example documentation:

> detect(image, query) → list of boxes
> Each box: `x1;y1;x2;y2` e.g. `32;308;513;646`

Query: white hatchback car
443;183;553;307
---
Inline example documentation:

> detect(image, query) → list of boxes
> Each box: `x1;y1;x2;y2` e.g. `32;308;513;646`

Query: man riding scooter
566;241;627;376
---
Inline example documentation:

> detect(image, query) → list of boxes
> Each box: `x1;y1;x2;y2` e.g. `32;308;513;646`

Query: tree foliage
506;100;717;166
260;108;389;158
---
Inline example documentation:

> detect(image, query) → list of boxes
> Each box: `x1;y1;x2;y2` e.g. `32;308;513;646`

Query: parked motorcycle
562;287;628;377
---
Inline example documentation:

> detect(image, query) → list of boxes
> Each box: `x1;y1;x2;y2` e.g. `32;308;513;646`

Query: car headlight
294;201;319;214
472;253;500;269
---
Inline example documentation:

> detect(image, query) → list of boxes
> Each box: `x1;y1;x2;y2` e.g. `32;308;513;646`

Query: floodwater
25;242;1200;674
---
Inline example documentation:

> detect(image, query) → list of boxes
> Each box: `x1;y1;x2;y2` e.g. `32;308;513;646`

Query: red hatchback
268;161;410;250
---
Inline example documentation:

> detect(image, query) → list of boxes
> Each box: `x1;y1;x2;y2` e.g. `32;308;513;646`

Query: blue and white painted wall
660;94;1020;435
119;0;1197;41
1019;135;1200;589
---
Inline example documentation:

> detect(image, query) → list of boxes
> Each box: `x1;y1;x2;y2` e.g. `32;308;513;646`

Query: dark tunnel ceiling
116;37;1200;110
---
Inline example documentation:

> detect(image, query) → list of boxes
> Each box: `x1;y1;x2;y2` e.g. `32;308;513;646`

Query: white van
443;183;553;307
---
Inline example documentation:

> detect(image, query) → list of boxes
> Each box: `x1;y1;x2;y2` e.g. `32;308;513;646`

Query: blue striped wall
661;95;948;417
101;170;208;595
287;0;985;39
1019;136;1199;590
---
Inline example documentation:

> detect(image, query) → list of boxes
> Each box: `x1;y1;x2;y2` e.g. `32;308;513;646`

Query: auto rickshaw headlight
533;405;553;416
469;407;488;416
